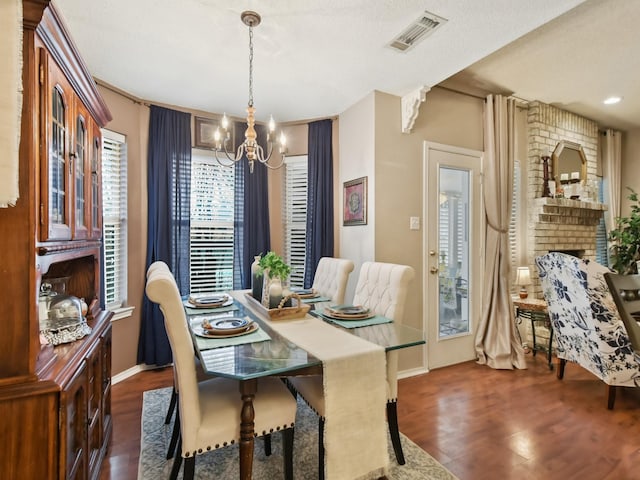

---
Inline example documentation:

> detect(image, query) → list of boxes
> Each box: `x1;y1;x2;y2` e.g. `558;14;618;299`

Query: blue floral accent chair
535;252;640;409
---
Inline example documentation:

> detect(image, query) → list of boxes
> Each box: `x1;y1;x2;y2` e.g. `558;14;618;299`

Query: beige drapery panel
0;0;22;207
475;94;526;370
602;129;622;233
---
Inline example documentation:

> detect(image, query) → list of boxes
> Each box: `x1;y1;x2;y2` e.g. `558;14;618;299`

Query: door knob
429;250;437;256
429;266;439;274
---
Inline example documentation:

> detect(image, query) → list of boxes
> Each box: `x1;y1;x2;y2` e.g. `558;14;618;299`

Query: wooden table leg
239;378;258;480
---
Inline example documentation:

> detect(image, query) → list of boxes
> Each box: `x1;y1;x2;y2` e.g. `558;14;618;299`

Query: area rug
138;387;458;479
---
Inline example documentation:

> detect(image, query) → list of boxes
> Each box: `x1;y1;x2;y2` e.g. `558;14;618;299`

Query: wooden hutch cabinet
0;2;113;479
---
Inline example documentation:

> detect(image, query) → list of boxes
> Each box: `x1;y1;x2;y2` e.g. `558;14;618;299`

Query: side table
513;297;554;370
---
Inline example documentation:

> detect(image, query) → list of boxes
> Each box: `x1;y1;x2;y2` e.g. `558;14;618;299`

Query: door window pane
438;167;470;338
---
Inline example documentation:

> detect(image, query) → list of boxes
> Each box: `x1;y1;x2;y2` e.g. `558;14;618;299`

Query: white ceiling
51;0;636;131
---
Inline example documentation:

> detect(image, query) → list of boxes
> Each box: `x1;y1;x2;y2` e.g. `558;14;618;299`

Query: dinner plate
185;293;233;308
291;288;318;299
323;306;374;320
193;321;258;339
202;317;249;335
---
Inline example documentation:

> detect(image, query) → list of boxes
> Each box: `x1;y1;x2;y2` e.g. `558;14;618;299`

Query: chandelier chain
248;25;254;107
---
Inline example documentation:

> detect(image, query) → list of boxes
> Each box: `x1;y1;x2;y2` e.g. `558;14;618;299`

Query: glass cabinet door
72;101;90;239
90;131;102;239
41;54;73;241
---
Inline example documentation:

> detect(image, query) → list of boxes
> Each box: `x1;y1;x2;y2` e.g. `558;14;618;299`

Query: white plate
184;293;233;308
192;322;258;339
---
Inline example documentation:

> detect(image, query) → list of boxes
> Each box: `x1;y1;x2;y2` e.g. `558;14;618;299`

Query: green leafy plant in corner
257;251;291;281
609;188;640;274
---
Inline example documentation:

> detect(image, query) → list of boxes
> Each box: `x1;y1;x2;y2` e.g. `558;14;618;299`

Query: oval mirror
552;140;587;184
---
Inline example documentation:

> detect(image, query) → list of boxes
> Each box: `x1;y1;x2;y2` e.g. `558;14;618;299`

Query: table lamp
515;266;532;299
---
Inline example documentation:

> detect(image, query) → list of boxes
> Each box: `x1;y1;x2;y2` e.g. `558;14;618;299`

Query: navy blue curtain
304;119;334;287
138;105;191;366
233;122;271;289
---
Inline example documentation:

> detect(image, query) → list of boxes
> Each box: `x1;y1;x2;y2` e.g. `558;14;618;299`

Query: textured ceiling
445;0;640;131
53;0;597;126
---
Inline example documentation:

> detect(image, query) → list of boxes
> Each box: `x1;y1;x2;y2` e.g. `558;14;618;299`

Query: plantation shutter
102;129;127;308
190;150;235;293
595;176;608;265
283;155;308;288
509;160;521;286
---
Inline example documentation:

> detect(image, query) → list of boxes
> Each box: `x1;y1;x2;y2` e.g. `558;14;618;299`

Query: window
282;155;308;288
509;159;522;285
102;129;127;308
190;150;235;293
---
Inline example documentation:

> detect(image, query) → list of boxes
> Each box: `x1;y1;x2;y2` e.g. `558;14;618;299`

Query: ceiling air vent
389;11;448;52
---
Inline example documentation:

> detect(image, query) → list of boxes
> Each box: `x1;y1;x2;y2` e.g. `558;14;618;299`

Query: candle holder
541;156;551;197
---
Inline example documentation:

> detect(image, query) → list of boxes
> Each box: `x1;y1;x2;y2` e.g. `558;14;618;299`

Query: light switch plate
410;216;420;230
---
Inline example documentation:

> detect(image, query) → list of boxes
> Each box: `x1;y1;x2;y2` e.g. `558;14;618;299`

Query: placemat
191;325;271;351
311;310;393;329
183;303;240;315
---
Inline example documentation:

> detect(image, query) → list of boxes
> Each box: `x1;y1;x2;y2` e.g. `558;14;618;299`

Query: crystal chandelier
213;11;286;173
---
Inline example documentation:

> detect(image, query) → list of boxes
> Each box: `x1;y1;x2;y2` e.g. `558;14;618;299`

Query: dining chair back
145;261;297;480
289;261;415;478
311;257;355;304
604;272;640;357
352;261;415;464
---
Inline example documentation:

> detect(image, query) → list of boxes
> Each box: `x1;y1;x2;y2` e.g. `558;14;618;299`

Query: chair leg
166;409;180;459
183;456;195;480
283;427;294;480
165;387;177;424
387;400;405;465
264;433;272;456
557;358;566;379
318;417;325;480
169;438;182;480
607;385;617;410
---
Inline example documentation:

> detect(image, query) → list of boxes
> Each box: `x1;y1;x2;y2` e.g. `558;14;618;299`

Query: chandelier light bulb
280;131;286;147
221;113;229;129
268;115;276;132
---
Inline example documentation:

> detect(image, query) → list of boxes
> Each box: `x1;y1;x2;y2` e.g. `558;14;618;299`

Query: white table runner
234;293;389;480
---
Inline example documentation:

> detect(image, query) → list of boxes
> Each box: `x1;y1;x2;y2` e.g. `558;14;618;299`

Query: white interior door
423;141;483;369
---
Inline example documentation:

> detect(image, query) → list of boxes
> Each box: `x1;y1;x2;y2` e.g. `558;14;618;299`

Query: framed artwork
194;116;233;149
343;176;367;226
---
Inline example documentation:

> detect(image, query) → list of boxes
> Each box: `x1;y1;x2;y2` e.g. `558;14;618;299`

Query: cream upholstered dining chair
145;262;298;480
311;257;355;304
289;261;415;478
604;272;640;360
536;252;640;409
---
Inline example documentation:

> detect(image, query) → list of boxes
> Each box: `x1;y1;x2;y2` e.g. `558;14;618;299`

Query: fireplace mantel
533;197;607;226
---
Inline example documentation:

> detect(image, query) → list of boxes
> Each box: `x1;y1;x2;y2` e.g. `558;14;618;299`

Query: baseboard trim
112;364;171;385
398;366;429;379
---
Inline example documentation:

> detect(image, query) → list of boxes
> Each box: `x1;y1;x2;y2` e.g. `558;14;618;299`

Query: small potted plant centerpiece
257;251;291;308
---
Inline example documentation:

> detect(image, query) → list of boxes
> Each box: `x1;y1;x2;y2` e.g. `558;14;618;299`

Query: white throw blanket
234;293;389;479
0;0;22;207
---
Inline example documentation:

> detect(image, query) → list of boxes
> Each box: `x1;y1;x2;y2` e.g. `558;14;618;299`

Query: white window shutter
102;129;128;308
190;151;235;293
283;156;308;288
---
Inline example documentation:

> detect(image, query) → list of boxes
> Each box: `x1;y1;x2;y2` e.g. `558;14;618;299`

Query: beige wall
98;85;148;375
338;87;484;373
621;129;640;213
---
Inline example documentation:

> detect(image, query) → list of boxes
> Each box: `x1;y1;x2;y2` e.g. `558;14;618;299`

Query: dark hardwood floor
100;353;640;480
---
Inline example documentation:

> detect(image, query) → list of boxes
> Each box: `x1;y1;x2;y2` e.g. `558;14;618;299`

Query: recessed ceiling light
603;96;622;105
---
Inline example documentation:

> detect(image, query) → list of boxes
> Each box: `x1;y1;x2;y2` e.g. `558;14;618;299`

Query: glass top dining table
184;291;425;480
186;295;425;379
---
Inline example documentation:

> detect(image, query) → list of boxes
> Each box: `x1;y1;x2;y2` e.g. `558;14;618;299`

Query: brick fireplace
525;102;606;298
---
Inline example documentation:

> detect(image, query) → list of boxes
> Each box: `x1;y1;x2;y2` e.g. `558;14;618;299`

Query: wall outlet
409;216;420;230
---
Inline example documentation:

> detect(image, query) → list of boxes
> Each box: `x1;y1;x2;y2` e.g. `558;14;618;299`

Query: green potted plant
257;251;291;307
609;188;640;274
